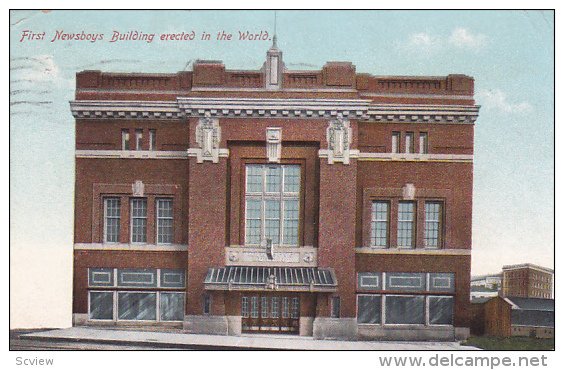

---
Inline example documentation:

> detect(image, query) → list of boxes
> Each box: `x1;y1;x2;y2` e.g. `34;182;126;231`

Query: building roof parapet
502;263;554;274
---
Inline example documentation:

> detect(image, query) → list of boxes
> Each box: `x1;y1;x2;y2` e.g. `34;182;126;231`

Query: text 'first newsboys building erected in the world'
71;39;479;341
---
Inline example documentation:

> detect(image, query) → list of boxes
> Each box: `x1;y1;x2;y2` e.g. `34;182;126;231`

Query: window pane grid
104;198;121;243
425;202;442;248
131;199;147;243
157;199;173;244
245;165;300;246
371;201;389;247
397;202;415;247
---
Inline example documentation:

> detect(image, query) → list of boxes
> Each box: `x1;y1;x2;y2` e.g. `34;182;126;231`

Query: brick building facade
71;41;478;340
501;264;554;299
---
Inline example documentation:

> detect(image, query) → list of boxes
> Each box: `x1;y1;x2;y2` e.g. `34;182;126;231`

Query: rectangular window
250;296;259;318
159;269;186;288
89;268;115;287
358;272;382;290
245;165;301;246
149;129;156;151
425;202;442;248
371;201;389;248
428;296;454;325
397;201;415;247
261;296;269;318
130;198;147;243
419;132;428;154
203;294;212;315
121;129;130;150
331;296;341;318
391;132;400;153
241;297;249;318
160;292;185;322
156;199;173;244
357;295;382;324
281;297;289;318
429;273;455;293
103;198;121;243
271;297;279;318
386;272;426;291
385;295;425;325
117;269;157;288
89;291;114;320
118;292;157;321
135;129;143;150
405;132;414;153
291;297;300;319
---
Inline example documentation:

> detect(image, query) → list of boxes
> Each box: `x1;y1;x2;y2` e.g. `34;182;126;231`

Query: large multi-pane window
156;199;173;244
425;202;443;248
131;198;147;243
397;201;415;247
371;201;389;248
104;198;121;243
88;268;185;322
245;164;300;246
356;272;454;326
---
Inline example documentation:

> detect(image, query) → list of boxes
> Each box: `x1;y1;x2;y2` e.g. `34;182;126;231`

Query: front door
241;294;300;334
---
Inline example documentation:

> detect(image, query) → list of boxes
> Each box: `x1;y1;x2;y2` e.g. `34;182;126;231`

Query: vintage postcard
9;7;555;362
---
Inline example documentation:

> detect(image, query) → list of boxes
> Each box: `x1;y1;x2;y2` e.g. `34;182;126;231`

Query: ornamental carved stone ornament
193;112;221;163
326;114;352;164
266;128;282;163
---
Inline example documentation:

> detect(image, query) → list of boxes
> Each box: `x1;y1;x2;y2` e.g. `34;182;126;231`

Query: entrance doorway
241;294;300;334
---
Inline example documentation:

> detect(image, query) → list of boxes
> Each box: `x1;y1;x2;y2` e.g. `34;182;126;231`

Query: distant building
477;296;554;339
471;273;502;290
501;264;553;299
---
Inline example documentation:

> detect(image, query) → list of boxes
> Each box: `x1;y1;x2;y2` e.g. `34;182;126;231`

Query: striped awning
204;266;337;292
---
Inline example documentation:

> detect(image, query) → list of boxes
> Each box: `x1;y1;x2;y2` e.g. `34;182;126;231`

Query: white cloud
397;28;487;54
448;28;487;50
476;89;533;114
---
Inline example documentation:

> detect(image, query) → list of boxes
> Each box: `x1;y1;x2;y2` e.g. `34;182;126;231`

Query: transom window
397;201;415;248
371;201;389;248
245;164;300;246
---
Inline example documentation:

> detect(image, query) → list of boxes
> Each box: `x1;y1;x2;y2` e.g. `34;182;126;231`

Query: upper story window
135;129;143;151
245;164;300;247
149;129;156;151
405;132;414;154
103;197;121;243
371;201;389;248
391;132;400;153
397;201;415;248
121;130;130;150
419;133;428;154
130;198;147;243
156;198;173;244
424;202;442;248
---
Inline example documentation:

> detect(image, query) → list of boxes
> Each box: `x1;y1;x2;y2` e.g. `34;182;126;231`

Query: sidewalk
22;327;479;350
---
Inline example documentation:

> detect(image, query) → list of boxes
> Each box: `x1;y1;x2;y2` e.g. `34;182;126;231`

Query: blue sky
9;10;553;326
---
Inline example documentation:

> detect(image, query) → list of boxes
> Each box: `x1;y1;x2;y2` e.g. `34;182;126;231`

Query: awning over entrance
204;266;337;292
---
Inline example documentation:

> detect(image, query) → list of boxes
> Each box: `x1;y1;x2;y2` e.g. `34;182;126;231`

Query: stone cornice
177;97;372;119
70;100;183;120
70;99;479;123
365;104;479;124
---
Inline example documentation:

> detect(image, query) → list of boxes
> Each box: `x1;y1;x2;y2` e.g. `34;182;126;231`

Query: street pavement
16;327;480;350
